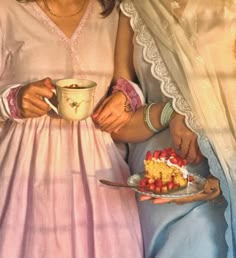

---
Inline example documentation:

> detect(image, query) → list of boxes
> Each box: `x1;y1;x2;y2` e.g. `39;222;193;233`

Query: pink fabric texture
7;86;22;118
112;77;142;111
0;0;143;257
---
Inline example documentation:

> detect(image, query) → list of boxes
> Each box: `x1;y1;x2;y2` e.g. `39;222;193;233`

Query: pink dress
0;0;143;257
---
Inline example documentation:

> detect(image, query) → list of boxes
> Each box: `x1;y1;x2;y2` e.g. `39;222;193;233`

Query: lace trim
120;0;223;178
121;0;200;133
24;1;94;81
29;0;93;47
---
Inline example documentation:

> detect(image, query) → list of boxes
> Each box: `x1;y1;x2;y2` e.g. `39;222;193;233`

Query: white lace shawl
120;0;223;177
121;1;236;256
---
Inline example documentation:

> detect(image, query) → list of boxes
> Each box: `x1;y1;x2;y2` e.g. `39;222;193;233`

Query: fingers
152;197;174;204
173;179;221;205
193;149;204;164
204;189;220;201
21;110;45;118
177;131;194;160
174;133;202;164
98;113;131;133
95;109;122;127
179;137;189;158
92;97;111;119
174;193;208;205
139;195;153;201
169;113;204;165
93;96;124;124
184;140;197;164
203;176;221;197
93;95;132;132
172;134;182;151
173;192;204;205
18;78;54;118
93;91;129;130
139;175;221;205
139;195;174;204
20;96;51;117
98;118;120;132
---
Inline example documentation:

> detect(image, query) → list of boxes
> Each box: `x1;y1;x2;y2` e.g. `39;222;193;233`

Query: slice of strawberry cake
139;148;190;194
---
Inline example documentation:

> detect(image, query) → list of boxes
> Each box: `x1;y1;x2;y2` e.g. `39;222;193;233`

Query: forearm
112;102;167;143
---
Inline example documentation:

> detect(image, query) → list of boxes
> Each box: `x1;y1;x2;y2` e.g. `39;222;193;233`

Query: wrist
113;90;127;103
113;90;133;113
7;86;23;119
112;77;142;112
169;110;177;121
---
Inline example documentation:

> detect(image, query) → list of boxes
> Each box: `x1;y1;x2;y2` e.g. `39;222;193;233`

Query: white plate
127;172;206;198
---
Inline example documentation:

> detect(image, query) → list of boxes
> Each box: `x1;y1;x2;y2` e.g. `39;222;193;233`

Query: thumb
152;197;174;204
139;195;152;201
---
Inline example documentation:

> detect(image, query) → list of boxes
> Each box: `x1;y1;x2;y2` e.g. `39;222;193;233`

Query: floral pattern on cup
66;97;92;113
44;78;97;121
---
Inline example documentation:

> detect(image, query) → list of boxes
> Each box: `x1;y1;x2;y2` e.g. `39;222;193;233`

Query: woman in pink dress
0;0;143;257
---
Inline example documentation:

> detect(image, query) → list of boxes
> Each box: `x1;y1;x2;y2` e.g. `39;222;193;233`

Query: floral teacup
45;78;97;121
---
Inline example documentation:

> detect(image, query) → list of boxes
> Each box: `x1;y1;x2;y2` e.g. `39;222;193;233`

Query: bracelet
160;101;175;128
144;103;159;133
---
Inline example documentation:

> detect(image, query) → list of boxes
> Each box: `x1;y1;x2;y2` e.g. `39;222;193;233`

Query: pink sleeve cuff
112;78;142;111
7;86;22;119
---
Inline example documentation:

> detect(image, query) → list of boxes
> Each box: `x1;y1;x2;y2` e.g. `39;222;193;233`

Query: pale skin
93;11;221;204
92;91;133;133
37;0;89;38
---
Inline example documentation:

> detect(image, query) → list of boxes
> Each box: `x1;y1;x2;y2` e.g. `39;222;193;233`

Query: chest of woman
0;0;119;99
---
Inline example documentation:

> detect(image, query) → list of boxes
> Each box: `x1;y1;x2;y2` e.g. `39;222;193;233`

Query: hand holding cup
17;77;54;118
44;78;97;121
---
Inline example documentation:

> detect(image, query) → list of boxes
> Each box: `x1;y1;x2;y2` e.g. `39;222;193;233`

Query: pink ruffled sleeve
6;86;22;119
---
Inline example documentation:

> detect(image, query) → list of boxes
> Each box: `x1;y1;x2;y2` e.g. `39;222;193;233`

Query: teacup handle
44;89;59;115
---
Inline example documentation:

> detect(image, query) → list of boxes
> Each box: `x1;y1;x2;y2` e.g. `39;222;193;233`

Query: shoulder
0;0;34;25
0;0;18;9
0;0;31;39
0;0;24;16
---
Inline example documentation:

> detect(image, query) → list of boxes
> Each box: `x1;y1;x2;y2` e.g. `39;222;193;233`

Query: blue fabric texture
128;130;227;258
